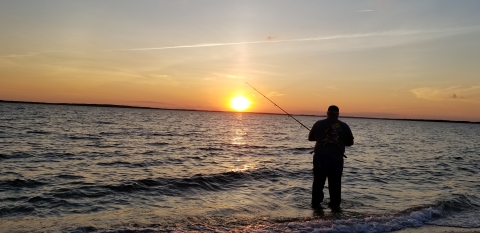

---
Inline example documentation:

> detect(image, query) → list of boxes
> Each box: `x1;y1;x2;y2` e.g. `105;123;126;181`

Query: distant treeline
1;100;479;124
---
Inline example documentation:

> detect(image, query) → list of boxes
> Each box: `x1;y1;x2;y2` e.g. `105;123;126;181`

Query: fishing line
246;82;360;161
245;82;311;131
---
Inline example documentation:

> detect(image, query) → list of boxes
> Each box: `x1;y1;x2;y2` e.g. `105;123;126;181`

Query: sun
230;95;251;111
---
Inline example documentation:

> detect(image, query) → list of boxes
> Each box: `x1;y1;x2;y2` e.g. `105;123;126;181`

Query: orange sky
1;1;480;121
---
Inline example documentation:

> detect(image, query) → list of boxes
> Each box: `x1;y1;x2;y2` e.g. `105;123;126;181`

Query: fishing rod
245;82;311;131
246;82;359;160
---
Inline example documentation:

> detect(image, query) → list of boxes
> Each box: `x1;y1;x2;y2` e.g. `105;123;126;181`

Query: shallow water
0;102;479;233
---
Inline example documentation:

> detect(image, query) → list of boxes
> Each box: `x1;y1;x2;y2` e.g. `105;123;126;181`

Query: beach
396;226;480;233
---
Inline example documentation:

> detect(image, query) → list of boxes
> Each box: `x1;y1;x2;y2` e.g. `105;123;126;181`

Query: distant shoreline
1;100;479;124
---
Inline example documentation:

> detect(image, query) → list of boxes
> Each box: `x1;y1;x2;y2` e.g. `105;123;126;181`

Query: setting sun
230;95;251;111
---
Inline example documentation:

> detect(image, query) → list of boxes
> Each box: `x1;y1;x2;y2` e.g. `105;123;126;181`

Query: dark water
0;102;479;232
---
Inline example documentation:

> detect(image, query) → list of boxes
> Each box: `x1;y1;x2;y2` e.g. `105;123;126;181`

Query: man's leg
312;169;327;208
327;174;342;207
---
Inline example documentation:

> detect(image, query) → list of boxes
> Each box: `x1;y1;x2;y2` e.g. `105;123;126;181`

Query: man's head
327;105;339;118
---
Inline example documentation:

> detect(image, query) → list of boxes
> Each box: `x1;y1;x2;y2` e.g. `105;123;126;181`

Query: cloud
0;52;39;59
411;86;480;101
327;85;338;90
213;73;245;79
0;51;56;59
4;26;479;60
224;75;244;79
105;26;480;52
451;93;464;99
358;10;374;12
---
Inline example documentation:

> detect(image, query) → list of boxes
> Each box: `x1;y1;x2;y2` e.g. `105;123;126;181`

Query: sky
1;0;480;121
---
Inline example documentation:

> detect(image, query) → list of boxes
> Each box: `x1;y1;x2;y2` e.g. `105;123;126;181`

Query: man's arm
346;139;354;146
345;124;354;146
308;125;316;141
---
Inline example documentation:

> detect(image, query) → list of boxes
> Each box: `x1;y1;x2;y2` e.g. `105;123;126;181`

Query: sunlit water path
0;102;479;232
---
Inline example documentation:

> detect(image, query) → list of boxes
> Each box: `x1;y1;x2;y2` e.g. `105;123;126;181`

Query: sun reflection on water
231;163;257;172
230;114;248;146
232;128;247;146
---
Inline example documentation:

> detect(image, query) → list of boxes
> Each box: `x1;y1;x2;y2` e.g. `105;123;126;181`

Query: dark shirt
309;118;354;174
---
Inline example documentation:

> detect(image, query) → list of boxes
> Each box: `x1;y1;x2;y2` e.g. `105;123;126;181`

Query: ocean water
0;102;479;233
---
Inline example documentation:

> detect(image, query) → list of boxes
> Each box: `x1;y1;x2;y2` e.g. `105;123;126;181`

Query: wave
0;178;49;189
26;130;51;134
151;133;177;136
96;161;132;166
0;168;296;219
95;121;115;125
68;195;478;232
440;194;480;211
55;174;85;180
96;160;164;168
286;147;313;154
51;188;113;199
99;132;120;136
198;147;224;151
1;195;97;217
97;167;288;194
68;136;102;140
1;168;293;204
254;207;442;233
0;119;17;122
141;132;180;137
27;196;81;210
0;205;35;217
146;142;169;146
141;150;159;155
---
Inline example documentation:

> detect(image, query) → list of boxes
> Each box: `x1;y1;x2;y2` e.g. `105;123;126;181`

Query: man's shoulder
337;120;350;127
313;118;329;127
313;118;351;129
337;120;353;137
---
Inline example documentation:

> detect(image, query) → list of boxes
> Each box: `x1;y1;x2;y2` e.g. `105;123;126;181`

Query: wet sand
396;226;480;233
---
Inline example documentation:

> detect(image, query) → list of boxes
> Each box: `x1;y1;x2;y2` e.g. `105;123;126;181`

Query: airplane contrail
106;27;479;52
2;27;478;58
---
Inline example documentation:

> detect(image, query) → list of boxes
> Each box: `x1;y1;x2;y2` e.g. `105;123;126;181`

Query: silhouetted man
308;105;354;209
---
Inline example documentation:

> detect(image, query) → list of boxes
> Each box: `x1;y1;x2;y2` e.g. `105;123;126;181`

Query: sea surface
0;102;479;233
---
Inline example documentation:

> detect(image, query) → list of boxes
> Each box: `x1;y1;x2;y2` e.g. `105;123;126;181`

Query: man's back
309;105;354;209
309;118;353;174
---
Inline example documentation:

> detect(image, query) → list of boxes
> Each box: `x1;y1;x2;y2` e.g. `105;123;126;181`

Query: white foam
68;207;447;232
234;207;443;233
284;207;440;233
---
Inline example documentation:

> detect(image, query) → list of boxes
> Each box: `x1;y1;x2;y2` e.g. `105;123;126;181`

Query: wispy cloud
224;75;245;79
106;27;480;52
0;52;39;59
0;51;56;59
212;73;246;79
411;86;480;101
327;85;338;90
3;27;478;60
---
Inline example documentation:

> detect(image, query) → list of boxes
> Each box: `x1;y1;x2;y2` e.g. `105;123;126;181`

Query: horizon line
1;99;479;124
